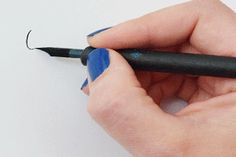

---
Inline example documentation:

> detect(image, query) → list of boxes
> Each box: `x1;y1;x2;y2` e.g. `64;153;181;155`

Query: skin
83;0;236;156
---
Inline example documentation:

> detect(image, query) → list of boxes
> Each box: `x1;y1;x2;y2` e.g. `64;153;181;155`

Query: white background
0;0;236;157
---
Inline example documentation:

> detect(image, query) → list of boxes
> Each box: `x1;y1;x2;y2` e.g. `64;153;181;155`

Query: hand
82;0;236;156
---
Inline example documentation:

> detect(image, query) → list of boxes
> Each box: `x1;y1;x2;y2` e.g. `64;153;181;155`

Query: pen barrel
119;49;236;78
81;47;236;78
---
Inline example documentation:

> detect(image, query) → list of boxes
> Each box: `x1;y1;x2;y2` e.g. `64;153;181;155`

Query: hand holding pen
81;1;236;156
26;0;236;156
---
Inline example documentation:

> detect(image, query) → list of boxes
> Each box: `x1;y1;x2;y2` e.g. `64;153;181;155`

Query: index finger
87;0;236;56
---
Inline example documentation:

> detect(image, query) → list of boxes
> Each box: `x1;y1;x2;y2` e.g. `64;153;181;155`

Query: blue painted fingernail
87;27;112;37
87;48;110;81
80;79;88;90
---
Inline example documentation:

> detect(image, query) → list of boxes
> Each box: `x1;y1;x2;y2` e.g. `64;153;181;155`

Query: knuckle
198;77;236;96
87;95;124;122
87;89;132;123
192;0;220;4
191;0;221;11
87;87;146;127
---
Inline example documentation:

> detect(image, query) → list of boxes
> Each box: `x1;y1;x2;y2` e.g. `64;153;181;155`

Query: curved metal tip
26;30;34;50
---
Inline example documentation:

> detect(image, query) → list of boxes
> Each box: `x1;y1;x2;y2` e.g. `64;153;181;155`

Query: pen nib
36;47;83;58
36;47;70;57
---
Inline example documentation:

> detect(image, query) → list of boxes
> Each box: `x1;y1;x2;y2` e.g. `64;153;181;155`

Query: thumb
86;48;184;155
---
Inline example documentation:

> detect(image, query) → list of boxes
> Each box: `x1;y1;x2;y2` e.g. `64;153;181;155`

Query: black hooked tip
26;30;34;50
25;30;83;58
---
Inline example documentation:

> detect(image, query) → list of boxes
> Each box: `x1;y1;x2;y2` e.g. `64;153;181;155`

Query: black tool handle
81;47;236;78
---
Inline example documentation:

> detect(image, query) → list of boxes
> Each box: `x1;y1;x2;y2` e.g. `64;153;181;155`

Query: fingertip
87;21;147;49
87;27;114;47
87;27;112;38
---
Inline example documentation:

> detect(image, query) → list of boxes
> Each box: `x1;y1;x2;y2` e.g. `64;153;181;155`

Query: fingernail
87;27;112;37
87;48;110;81
80;78;88;90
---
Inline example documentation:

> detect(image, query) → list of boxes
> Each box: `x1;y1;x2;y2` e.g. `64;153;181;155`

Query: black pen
26;31;236;78
30;46;236;78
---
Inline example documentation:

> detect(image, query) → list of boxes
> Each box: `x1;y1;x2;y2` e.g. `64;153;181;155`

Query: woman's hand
82;0;236;156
